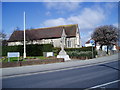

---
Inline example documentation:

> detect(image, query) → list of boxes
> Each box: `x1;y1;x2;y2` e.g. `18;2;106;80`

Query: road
2;60;120;89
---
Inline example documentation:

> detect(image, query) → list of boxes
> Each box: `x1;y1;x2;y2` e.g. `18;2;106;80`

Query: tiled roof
8;24;78;42
85;39;91;44
85;39;95;44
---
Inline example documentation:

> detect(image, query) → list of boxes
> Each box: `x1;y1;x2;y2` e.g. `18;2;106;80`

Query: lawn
1;56;55;62
25;56;47;60
0;57;5;62
1;57;26;62
36;56;55;60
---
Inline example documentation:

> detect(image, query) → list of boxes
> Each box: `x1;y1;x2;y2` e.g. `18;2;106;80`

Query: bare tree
15;27;20;31
0;32;7;46
91;25;118;54
0;32;6;40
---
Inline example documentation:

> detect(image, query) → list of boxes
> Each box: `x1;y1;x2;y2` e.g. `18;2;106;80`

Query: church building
8;24;81;48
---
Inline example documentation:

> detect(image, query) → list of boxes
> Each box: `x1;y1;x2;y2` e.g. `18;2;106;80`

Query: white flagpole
23;11;26;58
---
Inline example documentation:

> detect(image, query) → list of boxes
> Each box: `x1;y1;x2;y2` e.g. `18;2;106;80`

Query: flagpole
23;11;26;58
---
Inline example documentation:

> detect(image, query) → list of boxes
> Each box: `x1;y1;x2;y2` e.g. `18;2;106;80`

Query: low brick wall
0;62;20;68
70;56;92;60
1;58;64;68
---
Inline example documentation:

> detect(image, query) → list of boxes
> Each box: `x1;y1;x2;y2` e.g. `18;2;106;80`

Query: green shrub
53;48;61;56
67;50;96;59
53;47;97;58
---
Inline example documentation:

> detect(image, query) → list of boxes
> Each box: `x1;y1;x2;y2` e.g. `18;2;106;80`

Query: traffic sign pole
90;39;95;59
92;44;94;58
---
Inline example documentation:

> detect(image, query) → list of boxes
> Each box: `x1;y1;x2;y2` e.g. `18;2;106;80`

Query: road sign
7;52;20;62
8;52;20;57
90;39;95;45
43;52;54;57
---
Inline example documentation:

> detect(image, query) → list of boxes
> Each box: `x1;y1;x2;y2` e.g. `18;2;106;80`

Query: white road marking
86;79;120;89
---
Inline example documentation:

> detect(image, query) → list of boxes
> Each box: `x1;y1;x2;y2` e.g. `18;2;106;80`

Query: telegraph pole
23;11;26;58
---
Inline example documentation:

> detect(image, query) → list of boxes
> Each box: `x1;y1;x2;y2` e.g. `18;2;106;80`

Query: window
67;40;71;48
51;40;53;45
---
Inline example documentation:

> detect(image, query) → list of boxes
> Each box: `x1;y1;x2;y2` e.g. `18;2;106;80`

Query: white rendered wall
8;37;80;48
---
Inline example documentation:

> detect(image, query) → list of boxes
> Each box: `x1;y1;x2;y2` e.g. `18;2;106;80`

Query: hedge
2;44;53;56
53;47;97;55
67;51;96;59
65;47;96;52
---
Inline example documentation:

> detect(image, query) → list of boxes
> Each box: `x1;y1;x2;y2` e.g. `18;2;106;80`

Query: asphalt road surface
2;60;120;89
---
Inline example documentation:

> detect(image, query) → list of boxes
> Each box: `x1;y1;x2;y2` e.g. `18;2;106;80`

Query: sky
2;2;118;45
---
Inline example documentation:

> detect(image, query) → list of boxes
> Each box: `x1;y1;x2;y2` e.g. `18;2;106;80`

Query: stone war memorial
57;28;71;61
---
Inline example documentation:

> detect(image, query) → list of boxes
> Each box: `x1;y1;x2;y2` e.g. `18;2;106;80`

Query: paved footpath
0;54;119;77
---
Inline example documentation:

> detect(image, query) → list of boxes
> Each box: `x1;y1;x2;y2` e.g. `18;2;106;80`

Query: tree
15;27;20;31
0;32;7;46
0;32;6;40
91;25;118;54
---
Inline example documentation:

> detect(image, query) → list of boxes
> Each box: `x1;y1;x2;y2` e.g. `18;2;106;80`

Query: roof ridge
31;24;78;31
13;24;78;32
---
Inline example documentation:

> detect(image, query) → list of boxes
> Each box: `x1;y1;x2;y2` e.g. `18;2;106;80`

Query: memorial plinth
57;50;71;61
57;28;71;61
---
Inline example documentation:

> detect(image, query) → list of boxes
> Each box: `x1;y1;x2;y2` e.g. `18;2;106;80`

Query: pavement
1;53;119;77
